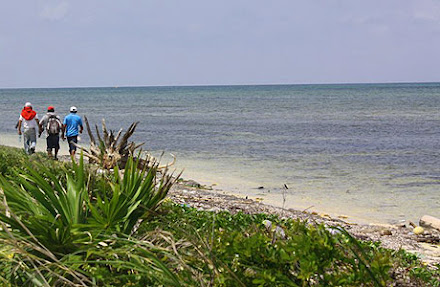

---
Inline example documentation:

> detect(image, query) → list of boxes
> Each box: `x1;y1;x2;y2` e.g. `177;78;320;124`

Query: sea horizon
2;80;440;90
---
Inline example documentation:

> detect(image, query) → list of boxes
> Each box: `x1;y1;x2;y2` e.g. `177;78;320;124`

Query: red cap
48;106;55;111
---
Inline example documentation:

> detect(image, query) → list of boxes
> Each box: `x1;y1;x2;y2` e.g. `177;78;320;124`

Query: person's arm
38;122;43;136
17;120;22;135
79;117;83;134
61;124;66;140
36;118;41;136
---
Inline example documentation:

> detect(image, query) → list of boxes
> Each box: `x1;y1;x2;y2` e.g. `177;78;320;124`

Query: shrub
0;152;182;286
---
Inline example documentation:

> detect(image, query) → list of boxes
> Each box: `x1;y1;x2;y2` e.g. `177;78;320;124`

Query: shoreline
2;131;437;226
171;179;440;266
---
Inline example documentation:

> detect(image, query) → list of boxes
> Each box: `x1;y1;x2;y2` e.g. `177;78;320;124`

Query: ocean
1;83;439;224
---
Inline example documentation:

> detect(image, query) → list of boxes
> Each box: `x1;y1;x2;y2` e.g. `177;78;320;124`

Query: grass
0;145;438;286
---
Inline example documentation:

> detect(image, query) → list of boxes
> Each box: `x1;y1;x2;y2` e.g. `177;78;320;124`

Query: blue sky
1;1;440;88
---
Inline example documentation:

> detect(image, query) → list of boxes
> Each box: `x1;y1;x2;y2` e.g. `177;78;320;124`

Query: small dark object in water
284;184;288;189
257;186;264;189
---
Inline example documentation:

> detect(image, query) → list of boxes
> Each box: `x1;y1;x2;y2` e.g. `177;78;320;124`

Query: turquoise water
1;83;439;224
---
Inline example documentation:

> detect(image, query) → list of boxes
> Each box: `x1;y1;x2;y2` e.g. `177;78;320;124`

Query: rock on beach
420;215;440;232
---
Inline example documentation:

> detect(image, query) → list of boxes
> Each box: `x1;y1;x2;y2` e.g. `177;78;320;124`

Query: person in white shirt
17;102;40;154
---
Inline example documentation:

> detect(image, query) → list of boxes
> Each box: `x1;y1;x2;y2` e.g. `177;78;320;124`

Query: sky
1;0;440;88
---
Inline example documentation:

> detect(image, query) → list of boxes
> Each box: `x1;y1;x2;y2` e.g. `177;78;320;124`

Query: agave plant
84;155;182;236
0;156;88;254
0;154;184;285
0;153;180;248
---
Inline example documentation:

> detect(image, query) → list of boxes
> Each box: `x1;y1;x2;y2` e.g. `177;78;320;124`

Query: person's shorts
46;134;60;150
67;136;78;152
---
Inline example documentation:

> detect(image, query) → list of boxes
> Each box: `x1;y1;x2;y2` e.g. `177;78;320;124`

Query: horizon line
1;80;439;90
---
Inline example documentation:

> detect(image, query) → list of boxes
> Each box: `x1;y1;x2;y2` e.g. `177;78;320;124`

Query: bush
0;148;182;286
141;204;395;286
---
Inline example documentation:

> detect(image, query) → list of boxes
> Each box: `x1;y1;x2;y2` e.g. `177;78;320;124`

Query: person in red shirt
17;102;40;154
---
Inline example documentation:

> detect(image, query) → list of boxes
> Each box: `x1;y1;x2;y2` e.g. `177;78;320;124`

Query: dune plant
84;156;181;236
0;155;88;254
141;204;396;286
0;153;184;286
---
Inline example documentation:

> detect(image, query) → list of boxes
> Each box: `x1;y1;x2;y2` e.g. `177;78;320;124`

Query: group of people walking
17;102;83;159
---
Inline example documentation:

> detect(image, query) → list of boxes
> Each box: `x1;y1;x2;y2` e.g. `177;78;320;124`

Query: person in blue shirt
61;106;83;156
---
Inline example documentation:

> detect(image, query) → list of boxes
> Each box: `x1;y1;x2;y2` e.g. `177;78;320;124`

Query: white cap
24;102;32;107
70;106;77;112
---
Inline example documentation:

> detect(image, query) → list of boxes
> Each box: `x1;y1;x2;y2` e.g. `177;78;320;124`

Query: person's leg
23;128;36;154
67;137;73;156
53;135;60;160
46;136;53;158
28;129;37;154
67;136;78;157
23;130;30;154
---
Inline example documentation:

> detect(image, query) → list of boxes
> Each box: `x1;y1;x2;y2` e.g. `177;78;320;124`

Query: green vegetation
0;145;438;286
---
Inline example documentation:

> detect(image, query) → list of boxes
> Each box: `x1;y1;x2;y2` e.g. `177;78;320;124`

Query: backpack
47;115;61;135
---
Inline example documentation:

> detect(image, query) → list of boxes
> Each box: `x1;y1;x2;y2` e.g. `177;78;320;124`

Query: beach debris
182;180;202;188
420;215;440;232
380;229;392;236
327;226;341;235
207;207;223;213
262;220;286;240
262;219;272;230
274;226;286;239
413;226;425;235
77;117;176;170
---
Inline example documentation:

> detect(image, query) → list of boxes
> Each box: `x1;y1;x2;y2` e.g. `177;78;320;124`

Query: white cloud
39;1;69;21
412;0;440;22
